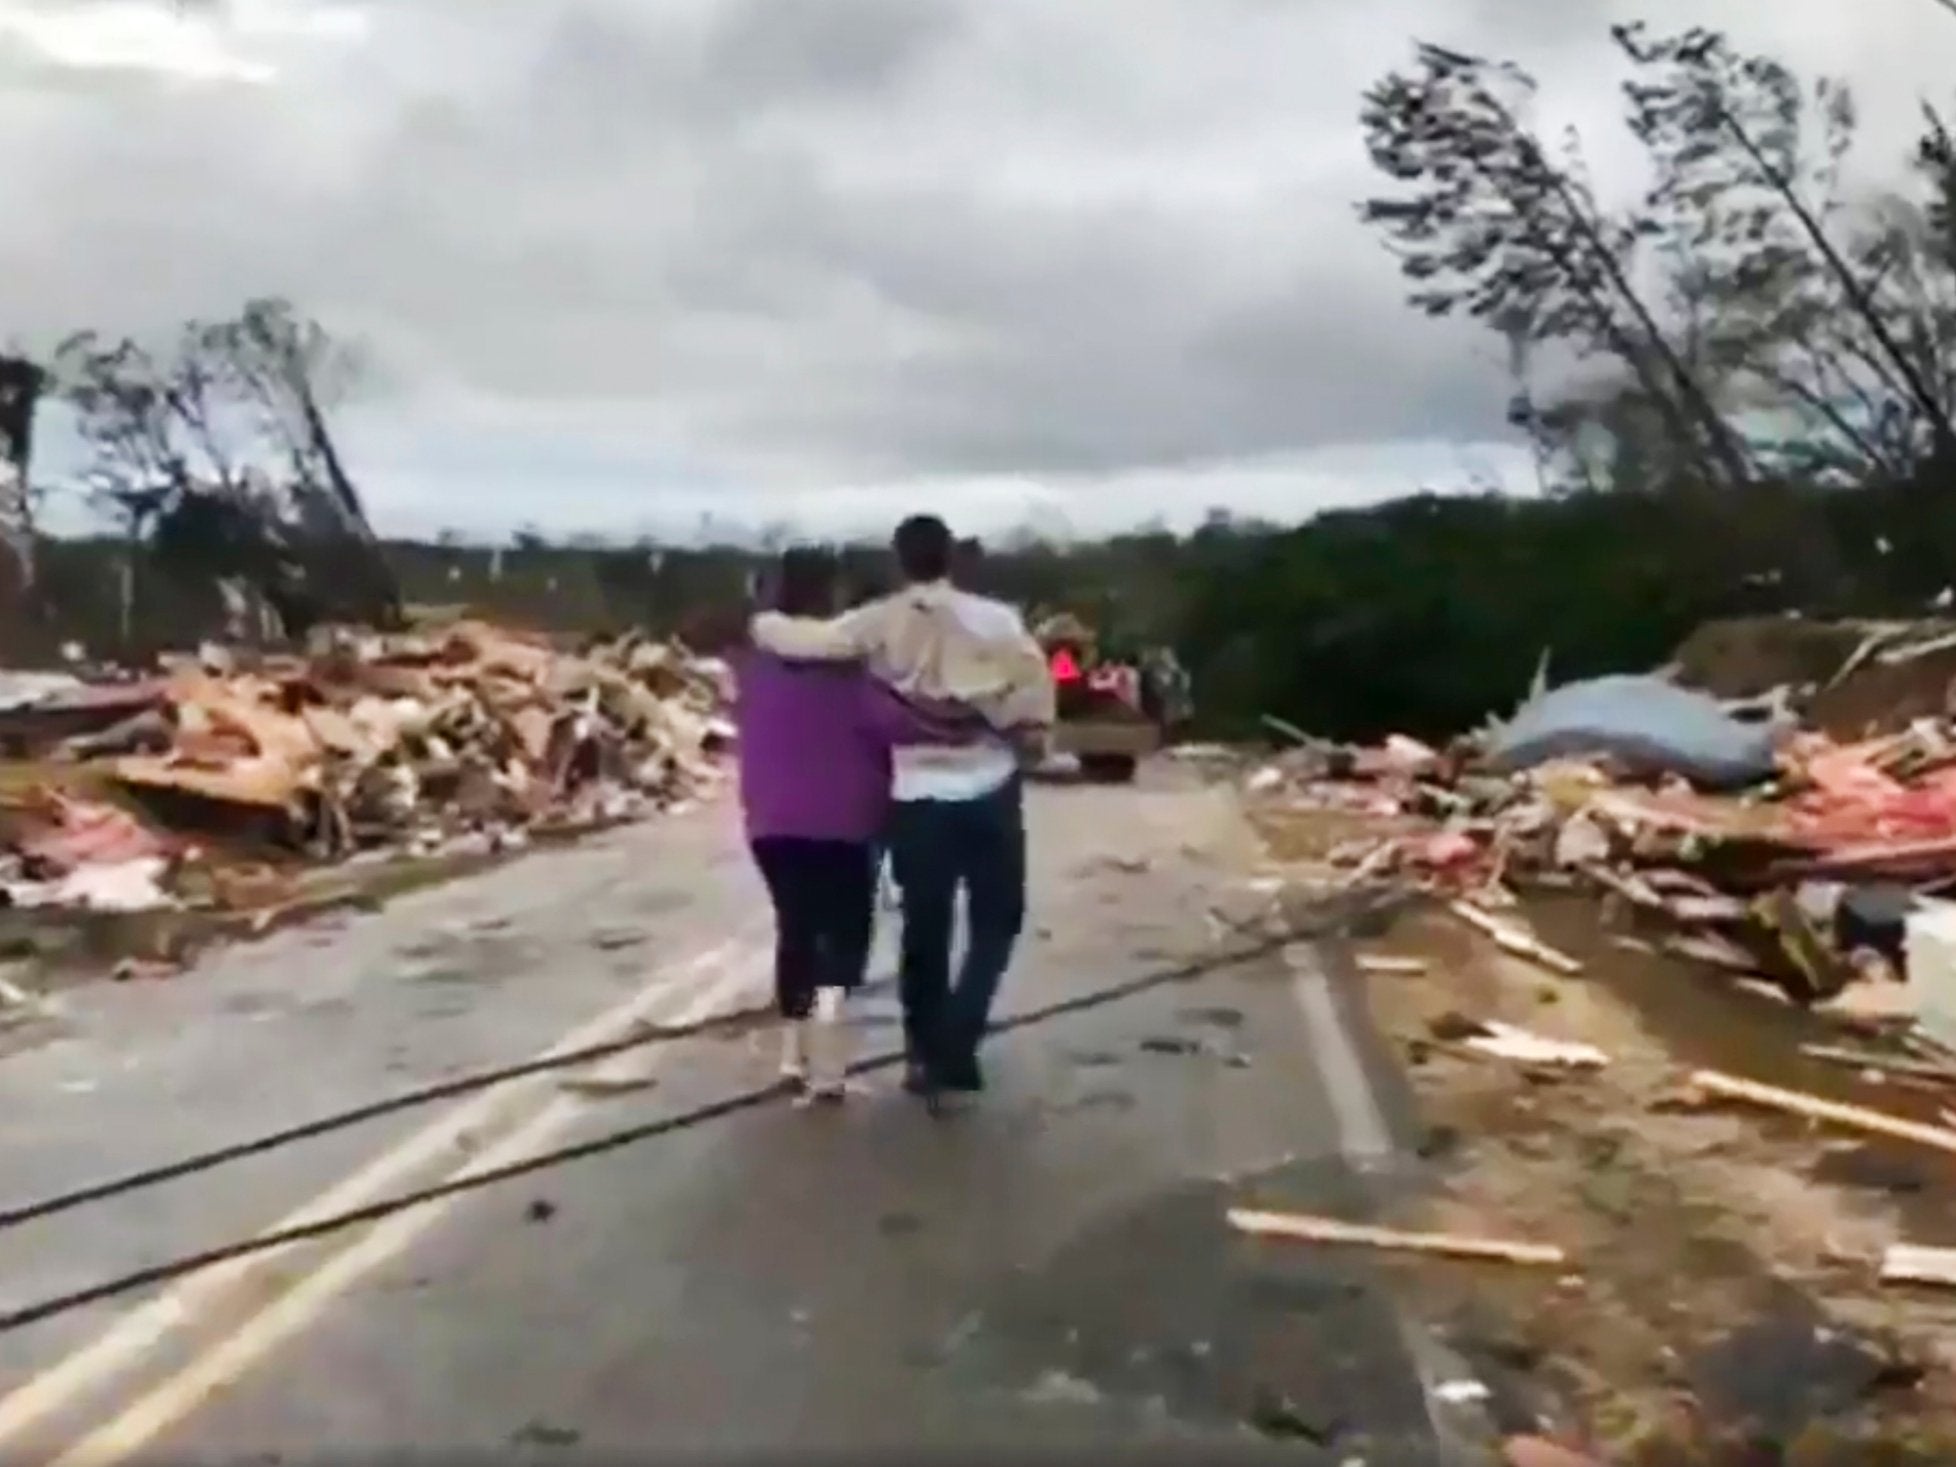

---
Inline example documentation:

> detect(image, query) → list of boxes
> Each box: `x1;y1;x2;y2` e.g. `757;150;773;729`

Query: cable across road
0;931;1295;1336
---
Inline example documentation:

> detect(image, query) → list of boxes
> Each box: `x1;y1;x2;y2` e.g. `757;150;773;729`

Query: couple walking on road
732;515;1057;1107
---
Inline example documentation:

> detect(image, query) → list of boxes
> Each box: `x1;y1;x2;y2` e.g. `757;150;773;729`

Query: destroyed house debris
1250;636;1956;1012
0;618;731;919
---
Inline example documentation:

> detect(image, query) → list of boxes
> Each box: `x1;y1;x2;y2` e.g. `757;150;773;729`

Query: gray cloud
1;0;1952;527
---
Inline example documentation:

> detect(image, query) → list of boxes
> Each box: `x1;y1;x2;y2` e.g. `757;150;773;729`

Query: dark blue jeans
888;778;1027;1088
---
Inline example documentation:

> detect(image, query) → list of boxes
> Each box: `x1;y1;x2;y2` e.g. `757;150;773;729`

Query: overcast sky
3;0;1953;544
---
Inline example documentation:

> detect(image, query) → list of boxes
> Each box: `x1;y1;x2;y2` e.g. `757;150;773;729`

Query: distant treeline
9;475;1952;741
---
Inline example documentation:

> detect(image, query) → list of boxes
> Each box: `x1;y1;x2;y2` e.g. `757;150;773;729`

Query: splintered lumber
1448;900;1583;975
1799;1044;1956;1086
1227;1208;1566;1267
1356;954;1429;976
1882;1244;1956;1289
1465;1021;1608;1070
1690;1069;1956;1155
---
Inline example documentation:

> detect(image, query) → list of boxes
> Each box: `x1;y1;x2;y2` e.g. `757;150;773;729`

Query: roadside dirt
1251;801;1956;1466
1672;614;1956;738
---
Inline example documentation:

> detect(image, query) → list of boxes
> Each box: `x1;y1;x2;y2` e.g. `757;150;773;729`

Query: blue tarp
1488;674;1779;789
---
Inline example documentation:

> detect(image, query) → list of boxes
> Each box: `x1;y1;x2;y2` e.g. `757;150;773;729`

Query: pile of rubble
0;619;732;916
1247;670;1956;1019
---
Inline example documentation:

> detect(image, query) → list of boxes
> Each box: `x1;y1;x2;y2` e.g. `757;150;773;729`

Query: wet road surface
0;770;1473;1464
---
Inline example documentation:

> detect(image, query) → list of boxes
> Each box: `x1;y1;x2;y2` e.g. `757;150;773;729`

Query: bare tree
1358;42;1752;490
52;327;254;647
0;354;47;596
194;297;401;624
1617;23;1956;477
55;299;397;641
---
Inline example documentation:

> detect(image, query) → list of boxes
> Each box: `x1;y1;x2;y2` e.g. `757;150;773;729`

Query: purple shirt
734;651;970;843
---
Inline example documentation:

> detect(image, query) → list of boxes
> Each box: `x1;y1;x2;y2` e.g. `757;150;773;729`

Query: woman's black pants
749;837;876;1020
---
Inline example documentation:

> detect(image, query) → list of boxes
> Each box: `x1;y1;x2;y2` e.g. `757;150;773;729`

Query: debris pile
1246;656;1956;1011
1;620;731;916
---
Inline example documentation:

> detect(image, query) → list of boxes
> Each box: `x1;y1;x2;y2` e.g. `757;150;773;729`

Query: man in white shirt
749;515;1054;1101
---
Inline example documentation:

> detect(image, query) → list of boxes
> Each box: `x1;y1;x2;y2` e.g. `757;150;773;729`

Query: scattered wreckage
0;618;732;924
1248;632;1956;1022
1244;620;1956;1327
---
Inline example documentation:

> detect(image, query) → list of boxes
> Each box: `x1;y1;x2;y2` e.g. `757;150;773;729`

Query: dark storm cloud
0;0;1947;511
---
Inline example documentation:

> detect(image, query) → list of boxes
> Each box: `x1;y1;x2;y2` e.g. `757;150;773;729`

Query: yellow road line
0;929;759;1454
47;952;766;1467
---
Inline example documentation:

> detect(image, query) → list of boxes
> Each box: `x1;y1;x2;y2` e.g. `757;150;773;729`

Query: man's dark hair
770;546;838;617
892;514;953;583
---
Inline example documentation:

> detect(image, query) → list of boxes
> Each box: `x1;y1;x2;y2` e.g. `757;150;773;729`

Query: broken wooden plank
1877;628;1956;666
1355;954;1428;976
1586;864;1666;910
1882;1243;1956;1288
1448;899;1582;975
1259;714;1311;746
1800;1044;1956;1086
1465;1022;1608;1070
1227;1207;1566;1267
1690;1069;1956;1155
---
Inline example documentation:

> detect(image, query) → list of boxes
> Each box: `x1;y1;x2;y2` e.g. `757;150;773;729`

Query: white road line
1285;942;1394;1164
46;952;769;1467
0;927;762;1455
1284;945;1493;1461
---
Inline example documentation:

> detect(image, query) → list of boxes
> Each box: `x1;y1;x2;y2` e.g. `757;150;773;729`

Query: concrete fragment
1906;899;1956;1054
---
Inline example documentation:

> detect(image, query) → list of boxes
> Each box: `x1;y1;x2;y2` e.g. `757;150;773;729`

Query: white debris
1434;1378;1493;1406
7;856;176;913
1463;1021;1608;1070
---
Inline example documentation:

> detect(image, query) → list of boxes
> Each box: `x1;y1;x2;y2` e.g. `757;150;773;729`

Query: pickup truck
1035;622;1185;784
1050;670;1159;783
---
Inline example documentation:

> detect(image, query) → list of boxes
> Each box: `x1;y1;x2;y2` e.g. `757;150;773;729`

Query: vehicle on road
1032;613;1185;784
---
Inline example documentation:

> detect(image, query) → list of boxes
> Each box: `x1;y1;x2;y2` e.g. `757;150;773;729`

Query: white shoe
803;987;851;1101
779;1019;809;1084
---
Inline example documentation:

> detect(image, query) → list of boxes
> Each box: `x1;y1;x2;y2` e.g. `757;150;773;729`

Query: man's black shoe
902;1060;936;1096
937;1061;985;1094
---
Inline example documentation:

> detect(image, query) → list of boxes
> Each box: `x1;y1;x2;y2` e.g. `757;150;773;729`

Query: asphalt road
0;767;1477;1465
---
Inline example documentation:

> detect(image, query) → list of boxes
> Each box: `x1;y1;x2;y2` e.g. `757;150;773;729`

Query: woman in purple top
735;547;973;1101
